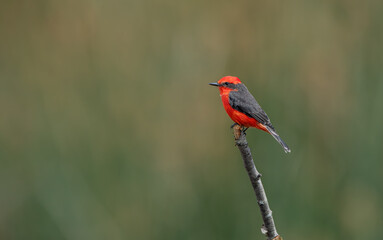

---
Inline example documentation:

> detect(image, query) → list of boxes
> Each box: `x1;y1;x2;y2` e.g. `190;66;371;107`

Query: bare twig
233;125;282;240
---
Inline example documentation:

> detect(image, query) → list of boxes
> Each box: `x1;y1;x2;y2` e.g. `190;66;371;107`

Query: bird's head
209;76;242;93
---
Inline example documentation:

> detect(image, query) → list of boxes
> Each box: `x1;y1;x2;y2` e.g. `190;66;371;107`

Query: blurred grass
1;0;383;239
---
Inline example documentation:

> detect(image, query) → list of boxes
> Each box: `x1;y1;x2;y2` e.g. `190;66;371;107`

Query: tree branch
233;125;282;240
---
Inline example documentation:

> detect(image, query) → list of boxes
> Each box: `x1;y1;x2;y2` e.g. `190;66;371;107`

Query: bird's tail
265;126;291;153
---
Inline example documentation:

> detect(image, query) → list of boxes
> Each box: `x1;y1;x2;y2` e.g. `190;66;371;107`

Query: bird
209;76;291;153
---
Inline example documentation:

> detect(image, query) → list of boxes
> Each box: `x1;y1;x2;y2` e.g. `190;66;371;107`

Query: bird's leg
231;123;248;140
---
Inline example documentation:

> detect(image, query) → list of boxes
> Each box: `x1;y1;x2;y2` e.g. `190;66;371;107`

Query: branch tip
233;124;242;140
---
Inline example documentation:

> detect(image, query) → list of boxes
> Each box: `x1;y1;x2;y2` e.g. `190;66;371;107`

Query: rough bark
233;125;282;240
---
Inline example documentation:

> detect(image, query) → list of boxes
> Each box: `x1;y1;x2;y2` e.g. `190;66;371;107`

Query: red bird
210;76;291;153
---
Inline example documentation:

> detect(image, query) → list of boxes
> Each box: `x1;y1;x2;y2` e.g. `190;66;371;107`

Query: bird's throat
219;87;233;97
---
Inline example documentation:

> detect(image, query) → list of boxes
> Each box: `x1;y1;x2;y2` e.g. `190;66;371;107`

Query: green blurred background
1;0;382;239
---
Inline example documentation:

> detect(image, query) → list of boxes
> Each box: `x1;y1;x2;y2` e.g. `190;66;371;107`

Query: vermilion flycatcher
210;76;291;153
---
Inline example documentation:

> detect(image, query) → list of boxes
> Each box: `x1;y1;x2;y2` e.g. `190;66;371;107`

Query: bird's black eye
223;82;228;86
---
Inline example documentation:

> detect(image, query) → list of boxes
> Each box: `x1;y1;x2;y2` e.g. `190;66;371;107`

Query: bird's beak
209;82;221;87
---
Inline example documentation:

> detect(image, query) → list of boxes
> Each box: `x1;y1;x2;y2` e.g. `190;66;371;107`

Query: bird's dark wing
229;84;275;130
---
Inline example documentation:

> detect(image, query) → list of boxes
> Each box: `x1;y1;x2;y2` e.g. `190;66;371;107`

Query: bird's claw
231;123;248;132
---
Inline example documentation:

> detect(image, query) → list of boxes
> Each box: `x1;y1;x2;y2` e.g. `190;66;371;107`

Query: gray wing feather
229;84;274;130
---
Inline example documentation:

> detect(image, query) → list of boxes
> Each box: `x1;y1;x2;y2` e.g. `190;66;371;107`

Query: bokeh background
1;0;382;239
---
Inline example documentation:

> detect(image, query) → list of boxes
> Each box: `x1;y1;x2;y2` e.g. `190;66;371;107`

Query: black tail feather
265;126;291;153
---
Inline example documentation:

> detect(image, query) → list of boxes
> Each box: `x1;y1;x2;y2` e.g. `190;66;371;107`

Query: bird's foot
231;123;248;133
